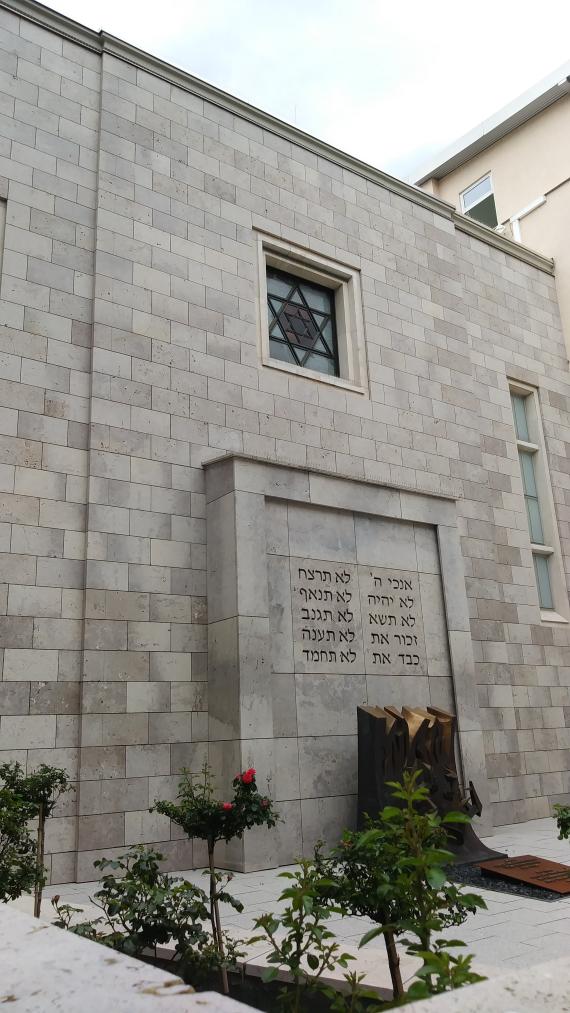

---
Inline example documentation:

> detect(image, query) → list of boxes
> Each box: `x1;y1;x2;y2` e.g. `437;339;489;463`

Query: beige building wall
421;94;570;350
1;1;570;882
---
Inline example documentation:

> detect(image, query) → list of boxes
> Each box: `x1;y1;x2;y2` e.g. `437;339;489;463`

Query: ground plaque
479;855;570;894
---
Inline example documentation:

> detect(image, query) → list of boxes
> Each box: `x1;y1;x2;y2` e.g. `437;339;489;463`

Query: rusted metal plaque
479;854;570;894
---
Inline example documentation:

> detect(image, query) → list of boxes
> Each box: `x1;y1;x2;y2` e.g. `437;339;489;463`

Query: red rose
222;802;233;811
241;768;255;785
261;799;269;808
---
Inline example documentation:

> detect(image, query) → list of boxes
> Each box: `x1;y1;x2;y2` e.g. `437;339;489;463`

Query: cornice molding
452;212;555;275
0;0;558;277
2;0;100;48
203;452;461;502
100;31;455;221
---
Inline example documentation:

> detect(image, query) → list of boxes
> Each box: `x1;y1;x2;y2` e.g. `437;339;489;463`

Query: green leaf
426;867;447;890
307;953;319;970
358;926;384;948
441;811;471;824
379;806;401;820
261;966;279;983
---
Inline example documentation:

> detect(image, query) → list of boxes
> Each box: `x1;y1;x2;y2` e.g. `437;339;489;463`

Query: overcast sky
57;0;569;180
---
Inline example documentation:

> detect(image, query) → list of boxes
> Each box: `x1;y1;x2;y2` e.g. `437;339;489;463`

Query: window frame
509;380;568;623
256;232;368;394
266;265;340;377
460;172;498;228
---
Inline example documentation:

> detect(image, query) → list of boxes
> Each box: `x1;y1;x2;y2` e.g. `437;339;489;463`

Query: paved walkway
12;817;570;996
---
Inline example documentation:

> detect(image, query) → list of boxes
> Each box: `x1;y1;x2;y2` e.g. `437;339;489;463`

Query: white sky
57;0;570;180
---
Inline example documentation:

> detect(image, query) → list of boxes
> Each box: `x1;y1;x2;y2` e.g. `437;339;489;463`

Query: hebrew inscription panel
291;557;365;674
290;558;427;675
359;567;427;676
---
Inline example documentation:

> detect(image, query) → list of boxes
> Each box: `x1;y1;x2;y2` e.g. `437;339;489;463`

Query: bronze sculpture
357;705;504;864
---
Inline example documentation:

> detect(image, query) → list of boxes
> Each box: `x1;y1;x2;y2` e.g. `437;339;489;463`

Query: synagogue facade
0;0;570;881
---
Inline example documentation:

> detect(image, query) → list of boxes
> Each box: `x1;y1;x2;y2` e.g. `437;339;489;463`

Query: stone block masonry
0;0;568;880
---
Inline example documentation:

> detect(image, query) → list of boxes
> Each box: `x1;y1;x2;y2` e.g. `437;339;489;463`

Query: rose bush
152;762;278;994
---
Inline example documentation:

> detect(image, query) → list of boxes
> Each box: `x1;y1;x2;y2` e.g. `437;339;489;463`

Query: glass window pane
269;338;296;364
303;352;336;375
462;176;493;210
519;450;537;497
267;273;293;299
466;193;498;228
533;553;554;610
526;496;544;545
267;266;339;376
511;393;530;441
299;282;332;313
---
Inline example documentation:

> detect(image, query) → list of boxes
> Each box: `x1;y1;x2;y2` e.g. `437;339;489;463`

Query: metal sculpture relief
357;705;504;864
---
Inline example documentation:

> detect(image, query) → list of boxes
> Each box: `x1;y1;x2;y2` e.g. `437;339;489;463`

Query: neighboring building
414;62;570;348
0;0;570;884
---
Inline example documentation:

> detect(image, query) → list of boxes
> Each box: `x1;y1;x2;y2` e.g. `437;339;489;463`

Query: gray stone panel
267;553;294;674
359;565;427;677
355;516;418;570
295;672;367;737
290;557;364;675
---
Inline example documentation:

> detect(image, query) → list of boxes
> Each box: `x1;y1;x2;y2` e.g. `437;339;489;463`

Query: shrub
0;785;38;903
52;846;242;984
254;771;485;1006
0;761;73;919
152;762;278;993
251;858;383;1013
345;771;486;1000
553;803;570;841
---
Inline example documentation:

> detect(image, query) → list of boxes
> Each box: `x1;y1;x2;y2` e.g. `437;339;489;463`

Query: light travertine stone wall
204;456;478;867
0;2;569;881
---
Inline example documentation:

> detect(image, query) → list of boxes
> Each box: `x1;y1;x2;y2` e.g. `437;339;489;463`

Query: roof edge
414;64;570;185
2;0;101;48
3;0;454;220
452;212;555;274
0;0;558;277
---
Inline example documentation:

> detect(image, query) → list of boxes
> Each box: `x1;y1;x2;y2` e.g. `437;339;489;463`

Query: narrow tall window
510;386;562;615
460;174;498;228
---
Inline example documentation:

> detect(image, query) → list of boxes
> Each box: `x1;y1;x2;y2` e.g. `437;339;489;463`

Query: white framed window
460;174;498;229
255;232;368;393
509;381;568;622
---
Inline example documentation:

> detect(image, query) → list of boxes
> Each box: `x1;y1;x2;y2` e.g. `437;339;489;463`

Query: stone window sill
540;609;568;624
261;355;367;395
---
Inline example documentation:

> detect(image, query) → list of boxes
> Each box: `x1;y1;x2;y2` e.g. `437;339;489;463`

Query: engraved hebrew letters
358;567;427;675
290;557;427;675
292;558;364;673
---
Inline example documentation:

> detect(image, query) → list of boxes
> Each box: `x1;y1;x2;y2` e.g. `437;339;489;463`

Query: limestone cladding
0;1;569;880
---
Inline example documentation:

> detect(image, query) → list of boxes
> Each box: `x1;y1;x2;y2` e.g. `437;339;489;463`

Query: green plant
403;939;483;1001
0;762;73;916
319;971;384;1013
0;785;38;902
353;771;485;998
152;762;278;994
553;803;570;841
250;858;382;1013
52;846;242;982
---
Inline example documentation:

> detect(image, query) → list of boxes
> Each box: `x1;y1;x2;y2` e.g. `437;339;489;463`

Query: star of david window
266;267;339;377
